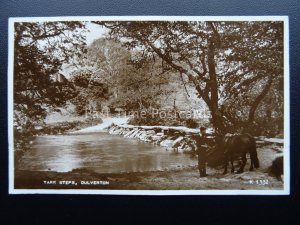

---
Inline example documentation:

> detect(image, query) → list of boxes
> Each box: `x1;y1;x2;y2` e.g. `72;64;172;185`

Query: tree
81;38;175;113
115;54;176;112
14;21;87;127
218;21;283;133
70;68;109;115
93;21;284;135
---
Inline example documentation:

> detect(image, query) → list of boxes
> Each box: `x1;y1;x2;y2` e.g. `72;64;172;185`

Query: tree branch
247;76;274;126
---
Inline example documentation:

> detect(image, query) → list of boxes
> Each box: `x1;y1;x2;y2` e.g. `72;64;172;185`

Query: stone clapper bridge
74;117;284;153
73;117;207;152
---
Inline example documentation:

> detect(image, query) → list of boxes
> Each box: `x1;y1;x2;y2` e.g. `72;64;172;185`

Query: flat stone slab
262;138;284;144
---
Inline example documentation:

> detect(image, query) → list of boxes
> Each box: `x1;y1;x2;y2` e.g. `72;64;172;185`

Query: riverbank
14;145;284;190
15;166;283;191
14;118;285;191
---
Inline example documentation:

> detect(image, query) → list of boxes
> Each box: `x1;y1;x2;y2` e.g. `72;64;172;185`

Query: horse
223;133;259;174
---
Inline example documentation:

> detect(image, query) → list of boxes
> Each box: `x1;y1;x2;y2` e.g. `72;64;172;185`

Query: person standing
195;127;209;177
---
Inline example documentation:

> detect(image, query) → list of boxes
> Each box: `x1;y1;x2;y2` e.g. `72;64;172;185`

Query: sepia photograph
8;16;289;194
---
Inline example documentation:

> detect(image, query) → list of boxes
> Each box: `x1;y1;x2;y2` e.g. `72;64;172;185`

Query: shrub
185;118;199;128
128;110;183;126
128;115;164;126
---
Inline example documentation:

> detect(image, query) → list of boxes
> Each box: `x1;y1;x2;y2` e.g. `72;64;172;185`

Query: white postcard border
8;16;290;195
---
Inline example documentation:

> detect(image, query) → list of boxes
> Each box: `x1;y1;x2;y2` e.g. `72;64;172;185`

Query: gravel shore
15;146;284;191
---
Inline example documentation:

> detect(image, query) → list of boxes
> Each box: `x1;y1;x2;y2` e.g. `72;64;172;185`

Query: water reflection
19;133;197;173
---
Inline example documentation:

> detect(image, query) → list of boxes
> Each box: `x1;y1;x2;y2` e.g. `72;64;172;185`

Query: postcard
8;16;289;195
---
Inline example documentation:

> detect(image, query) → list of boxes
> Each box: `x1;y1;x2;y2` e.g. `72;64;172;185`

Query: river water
18;132;197;174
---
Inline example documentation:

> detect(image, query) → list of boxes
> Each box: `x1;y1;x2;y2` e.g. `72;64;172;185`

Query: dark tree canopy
93;21;284;135
69;68;109;115
14;21;87;127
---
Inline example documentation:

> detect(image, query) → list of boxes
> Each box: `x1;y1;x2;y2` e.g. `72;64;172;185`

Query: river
18;132;197;174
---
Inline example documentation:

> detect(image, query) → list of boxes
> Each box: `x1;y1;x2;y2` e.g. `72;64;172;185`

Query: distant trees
79;38;175;113
93;21;284;135
69;69;109;115
14;21;87;128
114;54;176;112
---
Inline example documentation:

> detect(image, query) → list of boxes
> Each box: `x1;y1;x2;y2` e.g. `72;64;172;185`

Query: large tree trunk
206;39;226;134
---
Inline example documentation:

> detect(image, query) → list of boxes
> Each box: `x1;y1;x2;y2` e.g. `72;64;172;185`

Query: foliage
128;110;183;126
185;118;199;128
14;21;87;127
93;21;284;135
69;69;109;115
81;38;175;112
128;114;165;126
112;56;175;111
